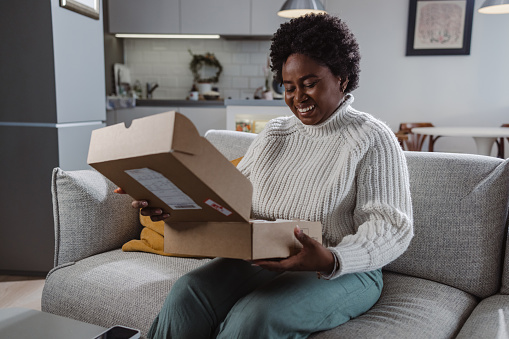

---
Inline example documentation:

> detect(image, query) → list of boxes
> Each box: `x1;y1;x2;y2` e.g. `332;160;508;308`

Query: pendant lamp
277;0;327;18
478;0;509;14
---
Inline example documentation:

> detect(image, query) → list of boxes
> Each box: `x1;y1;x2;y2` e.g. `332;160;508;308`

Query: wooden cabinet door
108;0;180;34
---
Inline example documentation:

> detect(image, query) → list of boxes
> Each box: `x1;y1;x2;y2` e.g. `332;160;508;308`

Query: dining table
411;127;509;156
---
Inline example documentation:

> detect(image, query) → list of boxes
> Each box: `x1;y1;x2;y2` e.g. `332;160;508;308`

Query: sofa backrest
386;152;509;298
204;129;257;161
205;130;509;299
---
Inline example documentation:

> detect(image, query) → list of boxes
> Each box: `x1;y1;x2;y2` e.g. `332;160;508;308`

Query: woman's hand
252;226;335;273
114;187;170;221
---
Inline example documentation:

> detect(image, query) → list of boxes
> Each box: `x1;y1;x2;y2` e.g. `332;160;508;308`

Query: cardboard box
87;111;322;260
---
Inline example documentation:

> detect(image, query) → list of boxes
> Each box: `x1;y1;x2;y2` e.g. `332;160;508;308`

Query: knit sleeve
329;125;414;278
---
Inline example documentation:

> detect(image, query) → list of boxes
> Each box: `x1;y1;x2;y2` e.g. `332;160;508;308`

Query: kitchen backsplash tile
241;65;260;77
124;38;273;100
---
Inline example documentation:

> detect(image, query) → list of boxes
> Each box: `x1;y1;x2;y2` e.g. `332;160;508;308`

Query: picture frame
60;0;100;20
406;0;474;56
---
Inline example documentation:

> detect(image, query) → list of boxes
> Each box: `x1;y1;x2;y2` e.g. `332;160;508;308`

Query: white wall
326;0;509;154
125;0;509;154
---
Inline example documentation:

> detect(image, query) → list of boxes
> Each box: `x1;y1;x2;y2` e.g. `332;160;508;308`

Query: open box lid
87;112;253;223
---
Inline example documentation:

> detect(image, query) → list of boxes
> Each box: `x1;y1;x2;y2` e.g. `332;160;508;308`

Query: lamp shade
277;0;327;18
478;0;509;14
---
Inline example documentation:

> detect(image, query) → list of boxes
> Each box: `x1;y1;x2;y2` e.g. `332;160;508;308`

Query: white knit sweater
237;94;413;279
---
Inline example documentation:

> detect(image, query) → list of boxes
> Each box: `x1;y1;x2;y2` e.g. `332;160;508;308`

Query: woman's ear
341;78;349;92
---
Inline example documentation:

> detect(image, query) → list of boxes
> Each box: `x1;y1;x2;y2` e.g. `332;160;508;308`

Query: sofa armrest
51;167;142;267
204;129;257;161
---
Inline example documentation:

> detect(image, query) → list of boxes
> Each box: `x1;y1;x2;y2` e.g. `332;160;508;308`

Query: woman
132;13;413;339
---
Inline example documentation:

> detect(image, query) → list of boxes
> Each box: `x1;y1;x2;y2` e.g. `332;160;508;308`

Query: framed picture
60;0;100;20
406;0;474;56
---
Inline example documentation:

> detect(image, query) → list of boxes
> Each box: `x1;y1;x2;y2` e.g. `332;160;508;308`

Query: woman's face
282;53;344;125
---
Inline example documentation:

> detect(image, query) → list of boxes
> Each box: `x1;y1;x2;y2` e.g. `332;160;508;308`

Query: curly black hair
270;13;361;93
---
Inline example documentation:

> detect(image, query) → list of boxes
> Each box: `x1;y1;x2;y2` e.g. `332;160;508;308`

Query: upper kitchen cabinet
108;0;288;36
180;0;250;35
108;0;180;34
251;0;288;36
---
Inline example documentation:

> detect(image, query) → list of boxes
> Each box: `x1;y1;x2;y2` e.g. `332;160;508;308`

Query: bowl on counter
202;91;220;100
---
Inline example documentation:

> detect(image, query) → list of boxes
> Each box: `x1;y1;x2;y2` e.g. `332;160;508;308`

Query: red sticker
204;199;232;216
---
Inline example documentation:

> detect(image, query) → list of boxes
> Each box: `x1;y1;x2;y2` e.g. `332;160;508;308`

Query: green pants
148;258;382;339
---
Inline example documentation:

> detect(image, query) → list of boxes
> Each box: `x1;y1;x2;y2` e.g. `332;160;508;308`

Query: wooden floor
0;276;45;310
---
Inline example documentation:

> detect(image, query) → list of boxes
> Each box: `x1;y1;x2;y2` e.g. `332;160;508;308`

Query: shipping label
125;168;202;210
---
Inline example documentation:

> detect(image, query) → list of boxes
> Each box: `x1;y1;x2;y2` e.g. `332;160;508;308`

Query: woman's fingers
131;200;148;209
252;226;334;273
133;201;171;221
121;191;171;221
140;207;163;216
150;213;171;222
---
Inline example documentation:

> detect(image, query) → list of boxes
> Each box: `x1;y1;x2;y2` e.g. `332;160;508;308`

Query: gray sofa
42;129;509;338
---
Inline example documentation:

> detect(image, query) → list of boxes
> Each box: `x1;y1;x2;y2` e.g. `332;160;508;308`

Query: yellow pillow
122;157;244;256
121;215;169;256
230;156;243;167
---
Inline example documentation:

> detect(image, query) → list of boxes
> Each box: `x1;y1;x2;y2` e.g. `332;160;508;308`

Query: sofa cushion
385;153;509;298
42;249;211;338
43;254;477;339
310;271;478;339
456;294;509;338
51;168;142;266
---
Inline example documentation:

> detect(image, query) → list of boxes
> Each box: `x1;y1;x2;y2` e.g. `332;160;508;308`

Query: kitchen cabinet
108;106;227;136
251;0;288;36
181;0;250;35
108;0;180;34
107;106;178;127
108;0;290;36
178;107;227;135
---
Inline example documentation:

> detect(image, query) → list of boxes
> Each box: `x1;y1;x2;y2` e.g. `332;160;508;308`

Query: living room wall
326;0;509;154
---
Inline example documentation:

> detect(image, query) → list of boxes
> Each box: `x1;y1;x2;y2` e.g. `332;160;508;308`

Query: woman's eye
285;87;295;93
304;82;318;88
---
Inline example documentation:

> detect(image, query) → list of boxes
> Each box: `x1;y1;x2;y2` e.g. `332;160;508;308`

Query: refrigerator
0;1;106;274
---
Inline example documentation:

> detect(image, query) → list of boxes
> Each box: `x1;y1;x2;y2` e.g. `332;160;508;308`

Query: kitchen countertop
136;99;225;107
225;99;286;106
135;99;287;107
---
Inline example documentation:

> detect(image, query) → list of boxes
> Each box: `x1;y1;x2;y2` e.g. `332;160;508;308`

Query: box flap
87;111;200;164
172;140;252;222
87;111;252;222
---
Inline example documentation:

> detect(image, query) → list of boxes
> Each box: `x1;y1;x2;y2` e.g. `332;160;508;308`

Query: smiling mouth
297;105;315;113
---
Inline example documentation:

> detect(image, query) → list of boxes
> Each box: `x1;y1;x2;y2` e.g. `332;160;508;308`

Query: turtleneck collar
294;93;355;138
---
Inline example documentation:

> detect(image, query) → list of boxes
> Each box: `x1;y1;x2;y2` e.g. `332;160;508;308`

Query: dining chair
496;124;509;158
394;132;408;149
397;122;438;152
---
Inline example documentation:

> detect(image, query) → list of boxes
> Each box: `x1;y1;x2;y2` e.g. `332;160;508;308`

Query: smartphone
93;325;141;339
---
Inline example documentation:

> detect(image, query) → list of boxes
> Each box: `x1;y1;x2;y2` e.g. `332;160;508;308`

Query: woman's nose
295;88;308;102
